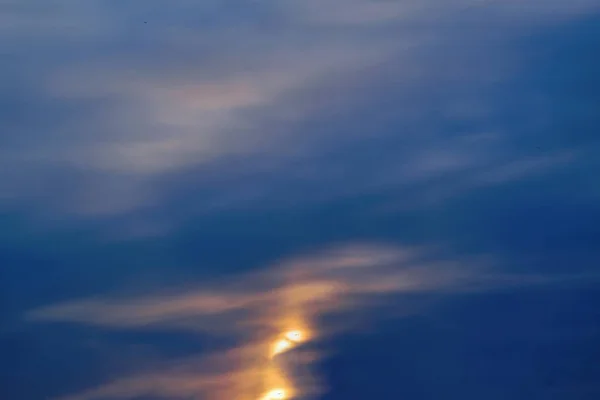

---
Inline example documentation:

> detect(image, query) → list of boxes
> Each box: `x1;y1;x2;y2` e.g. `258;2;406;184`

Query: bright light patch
284;330;303;343
271;329;307;357
272;339;293;356
262;388;287;399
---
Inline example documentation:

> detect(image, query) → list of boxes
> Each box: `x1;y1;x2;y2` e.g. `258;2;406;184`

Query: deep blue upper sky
1;1;600;400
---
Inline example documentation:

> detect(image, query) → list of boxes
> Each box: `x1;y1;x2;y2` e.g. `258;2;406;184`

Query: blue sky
1;1;600;399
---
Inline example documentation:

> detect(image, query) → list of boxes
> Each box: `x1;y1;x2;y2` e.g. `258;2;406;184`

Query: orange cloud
29;243;589;400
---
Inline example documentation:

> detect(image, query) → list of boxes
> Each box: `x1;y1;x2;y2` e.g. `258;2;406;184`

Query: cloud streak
3;2;599;400
27;243;597;400
1;0;597;223
25;244;460;400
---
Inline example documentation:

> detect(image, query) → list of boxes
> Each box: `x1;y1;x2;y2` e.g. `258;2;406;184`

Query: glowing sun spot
272;339;293;356
284;330;303;343
271;329;307;357
262;388;287;399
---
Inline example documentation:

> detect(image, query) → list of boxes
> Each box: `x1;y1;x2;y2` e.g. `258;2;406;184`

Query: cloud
27;245;424;330
0;1;398;217
1;0;597;222
3;3;599;399
26;242;597;400
23;244;459;400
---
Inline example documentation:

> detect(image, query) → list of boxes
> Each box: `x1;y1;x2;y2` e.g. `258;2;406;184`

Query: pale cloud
1;20;397;217
27;242;595;400
27;245;421;331
1;0;596;220
407;150;580;208
54;346;302;400
471;151;578;185
26;244;467;400
44;37;393;177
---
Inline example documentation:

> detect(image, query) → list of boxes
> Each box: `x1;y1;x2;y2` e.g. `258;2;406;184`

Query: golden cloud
28;243;587;400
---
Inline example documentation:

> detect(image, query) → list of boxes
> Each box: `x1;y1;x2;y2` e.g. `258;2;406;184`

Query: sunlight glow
262;388;287;400
270;329;307;357
272;339;293;356
284;330;303;343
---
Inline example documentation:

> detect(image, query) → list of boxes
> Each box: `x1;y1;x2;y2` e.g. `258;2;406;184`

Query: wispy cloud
4;3;600;399
1;0;597;222
25;244;464;400
27;243;596;400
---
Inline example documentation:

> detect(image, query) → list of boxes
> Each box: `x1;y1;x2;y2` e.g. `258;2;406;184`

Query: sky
1;0;600;399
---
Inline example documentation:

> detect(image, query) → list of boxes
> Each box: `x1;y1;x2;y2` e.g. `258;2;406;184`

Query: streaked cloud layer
1;1;599;400
26;244;597;400
2;0;598;221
